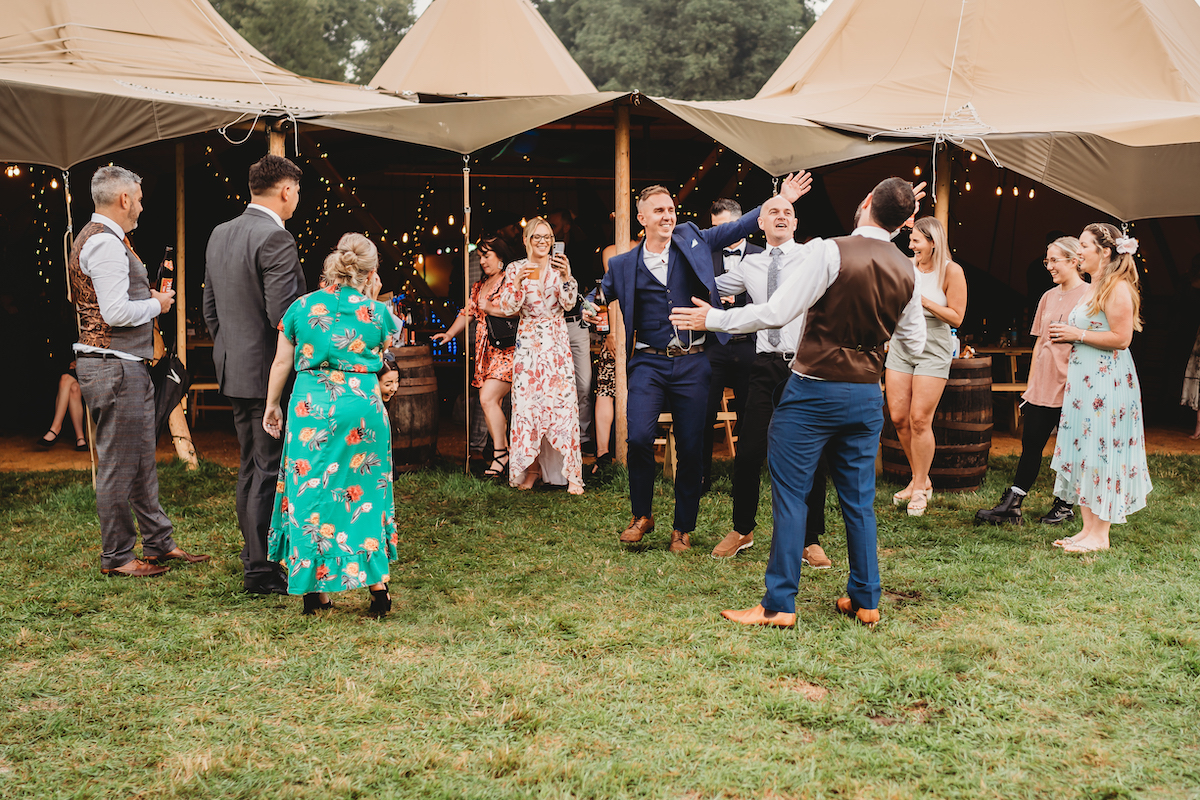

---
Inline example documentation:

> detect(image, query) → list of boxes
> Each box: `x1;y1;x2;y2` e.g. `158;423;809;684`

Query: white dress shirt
705;226;926;375
74;213;161;361
720;241;745;276
715;238;811;355
639;239;704;349
247;203;285;229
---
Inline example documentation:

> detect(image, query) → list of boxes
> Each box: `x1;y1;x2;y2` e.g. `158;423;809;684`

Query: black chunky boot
302;593;333;615
1038;497;1075;525
367;585;392;618
974;488;1025;526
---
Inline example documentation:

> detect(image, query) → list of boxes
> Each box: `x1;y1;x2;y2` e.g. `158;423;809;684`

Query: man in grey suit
203;155;305;595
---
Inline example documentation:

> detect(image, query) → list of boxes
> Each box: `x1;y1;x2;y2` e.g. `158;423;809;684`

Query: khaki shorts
886;319;953;379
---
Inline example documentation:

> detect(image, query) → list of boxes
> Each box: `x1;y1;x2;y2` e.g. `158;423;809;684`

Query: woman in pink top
975;236;1088;526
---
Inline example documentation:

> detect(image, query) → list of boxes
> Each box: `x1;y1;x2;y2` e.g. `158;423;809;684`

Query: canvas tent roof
0;0;414;168
657;0;1200;220
370;0;596;96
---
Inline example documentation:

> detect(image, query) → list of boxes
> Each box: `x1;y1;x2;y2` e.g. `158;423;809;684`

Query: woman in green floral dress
263;233;398;615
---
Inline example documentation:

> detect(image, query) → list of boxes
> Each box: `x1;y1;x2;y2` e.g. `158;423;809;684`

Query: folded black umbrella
151;352;191;441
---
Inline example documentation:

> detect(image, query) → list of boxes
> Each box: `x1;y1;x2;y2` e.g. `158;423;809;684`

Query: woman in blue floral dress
1048;223;1151;553
263;233;399;615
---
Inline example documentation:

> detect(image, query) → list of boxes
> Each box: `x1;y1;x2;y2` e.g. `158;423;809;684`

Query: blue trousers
763;375;884;614
626;350;712;532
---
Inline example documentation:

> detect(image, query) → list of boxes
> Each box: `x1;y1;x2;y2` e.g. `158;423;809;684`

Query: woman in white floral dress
496;217;584;494
1048;223;1152;553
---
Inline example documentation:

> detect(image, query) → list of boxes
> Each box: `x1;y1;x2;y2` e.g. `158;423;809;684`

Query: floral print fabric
469;280;515;388
268;286;399;594
496;260;583;487
1051;302;1152;523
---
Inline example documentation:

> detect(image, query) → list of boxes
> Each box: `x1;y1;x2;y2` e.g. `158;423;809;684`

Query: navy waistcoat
633;247;708;349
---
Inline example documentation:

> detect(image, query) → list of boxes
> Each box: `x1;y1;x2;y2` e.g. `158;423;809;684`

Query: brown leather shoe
711;530;753;559
802;544;832;569
145;547;212;565
668;530;691;553
101;559;169;578
721;604;796;628
835;596;880;627
619;515;654;543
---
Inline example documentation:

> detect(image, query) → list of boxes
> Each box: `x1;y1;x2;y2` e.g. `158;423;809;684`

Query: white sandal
906;487;933;517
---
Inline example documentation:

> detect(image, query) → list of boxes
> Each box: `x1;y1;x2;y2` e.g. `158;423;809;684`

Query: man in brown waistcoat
671;177;926;627
70;166;210;577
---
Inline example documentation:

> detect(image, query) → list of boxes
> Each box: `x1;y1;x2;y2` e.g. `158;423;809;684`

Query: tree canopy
210;0;414;83
534;0;815;100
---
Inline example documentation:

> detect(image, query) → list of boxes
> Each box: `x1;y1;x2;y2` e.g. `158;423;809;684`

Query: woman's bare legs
1061;503;1111;552
479;378;512;472
1192;408;1200;439
43;373;86;444
594;395;613;457
905;375;949;505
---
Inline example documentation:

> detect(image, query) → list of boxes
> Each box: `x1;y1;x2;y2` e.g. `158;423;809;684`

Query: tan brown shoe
145;548;212;565
619;515;654;543
101;559;169;578
835;596;880;627
711;530;753;559
802;544;832;569
668;530;691;553
721;604;796;628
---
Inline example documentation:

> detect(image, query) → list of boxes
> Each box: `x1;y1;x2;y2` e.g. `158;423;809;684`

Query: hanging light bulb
913;165;922;177
402;233;409;243
970;153;977;162
448;215;455;225
1013;186;1019;196
964;182;972;192
50;178;59;189
1028;189;1035;199
431;225;439;236
995;186;1003;196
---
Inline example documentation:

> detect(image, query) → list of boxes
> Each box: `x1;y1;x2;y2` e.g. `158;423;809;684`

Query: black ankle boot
367;586;392;618
302;593;333;615
974;488;1025;526
1038;497;1075;525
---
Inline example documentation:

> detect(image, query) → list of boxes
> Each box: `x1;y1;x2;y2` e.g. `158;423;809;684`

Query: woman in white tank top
884;217;968;516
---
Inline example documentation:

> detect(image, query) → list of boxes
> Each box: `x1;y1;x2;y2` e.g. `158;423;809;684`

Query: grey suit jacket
202;207;305;399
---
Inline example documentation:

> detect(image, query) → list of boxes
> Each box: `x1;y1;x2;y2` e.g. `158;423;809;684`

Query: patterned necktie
767;247;782;346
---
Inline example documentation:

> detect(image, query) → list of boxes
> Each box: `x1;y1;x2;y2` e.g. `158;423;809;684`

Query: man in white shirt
701;198;761;494
69;166;210;577
672;177;925;628
707;195;833;570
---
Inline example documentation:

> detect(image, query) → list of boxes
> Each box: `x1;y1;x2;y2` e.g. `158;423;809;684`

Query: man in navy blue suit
599;173;811;553
671;177;926;626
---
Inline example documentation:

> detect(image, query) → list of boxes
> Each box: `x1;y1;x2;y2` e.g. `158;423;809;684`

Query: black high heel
367;585;392;618
302;593;333;615
483;448;510;478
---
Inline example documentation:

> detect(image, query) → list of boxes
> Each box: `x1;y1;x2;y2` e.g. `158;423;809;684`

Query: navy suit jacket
601;208;762;356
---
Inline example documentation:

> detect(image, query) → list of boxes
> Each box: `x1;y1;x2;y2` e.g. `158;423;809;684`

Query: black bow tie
722;249;741;258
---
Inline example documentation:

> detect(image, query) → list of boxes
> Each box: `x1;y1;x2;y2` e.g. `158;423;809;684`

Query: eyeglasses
1043;257;1075;266
528;235;553;243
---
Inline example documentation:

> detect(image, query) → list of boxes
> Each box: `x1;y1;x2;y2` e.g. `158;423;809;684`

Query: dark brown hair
869;177;917;232
248;155;303;196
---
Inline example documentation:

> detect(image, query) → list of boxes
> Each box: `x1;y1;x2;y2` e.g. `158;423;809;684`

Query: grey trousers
76;358;177;570
566;318;593;445
230;397;285;585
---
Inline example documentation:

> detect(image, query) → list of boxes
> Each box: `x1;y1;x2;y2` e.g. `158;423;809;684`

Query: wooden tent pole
169;141;198;468
463;155;472;474
268;121;286;157
613;102;631;465
934;144;951;233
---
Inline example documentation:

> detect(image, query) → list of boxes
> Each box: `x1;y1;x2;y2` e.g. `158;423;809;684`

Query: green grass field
1;455;1198;799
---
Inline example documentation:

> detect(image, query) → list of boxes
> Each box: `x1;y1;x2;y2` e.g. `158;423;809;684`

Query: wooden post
462;155;472;473
934;144;951;232
268;121;286;157
171;141;198;469
613;102;632;465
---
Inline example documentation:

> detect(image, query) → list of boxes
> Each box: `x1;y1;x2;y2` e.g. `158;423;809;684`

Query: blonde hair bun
321;232;379;289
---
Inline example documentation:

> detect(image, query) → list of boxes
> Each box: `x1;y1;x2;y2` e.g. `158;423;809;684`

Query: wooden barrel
881;357;993;492
388;345;439;472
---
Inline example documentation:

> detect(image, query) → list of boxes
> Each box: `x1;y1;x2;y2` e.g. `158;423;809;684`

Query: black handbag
484;314;519;349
